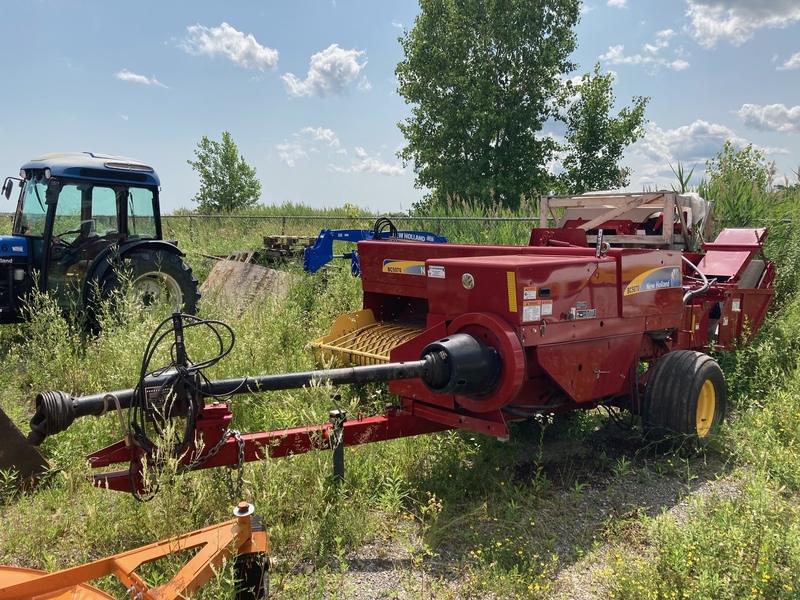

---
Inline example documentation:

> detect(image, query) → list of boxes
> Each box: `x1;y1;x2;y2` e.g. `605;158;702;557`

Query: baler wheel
643;350;726;447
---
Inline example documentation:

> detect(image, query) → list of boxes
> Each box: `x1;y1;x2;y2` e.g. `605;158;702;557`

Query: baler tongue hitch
28;331;501;445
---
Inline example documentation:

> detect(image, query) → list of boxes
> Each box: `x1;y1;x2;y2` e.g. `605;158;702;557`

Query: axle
28;332;501;445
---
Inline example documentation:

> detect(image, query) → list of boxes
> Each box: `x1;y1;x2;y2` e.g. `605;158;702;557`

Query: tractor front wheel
642;350;726;447
104;249;200;315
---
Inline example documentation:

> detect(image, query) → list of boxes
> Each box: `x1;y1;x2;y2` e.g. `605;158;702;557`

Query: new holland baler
8;193;775;494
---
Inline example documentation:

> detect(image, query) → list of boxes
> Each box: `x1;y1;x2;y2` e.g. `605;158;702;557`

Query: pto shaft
29;333;500;444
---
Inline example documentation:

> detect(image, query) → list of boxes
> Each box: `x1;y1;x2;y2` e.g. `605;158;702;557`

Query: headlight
44;168;51;179
19;169;26;179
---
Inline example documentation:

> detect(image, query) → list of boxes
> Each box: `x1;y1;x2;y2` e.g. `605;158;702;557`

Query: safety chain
182;428;243;472
177;427;246;498
225;429;246;499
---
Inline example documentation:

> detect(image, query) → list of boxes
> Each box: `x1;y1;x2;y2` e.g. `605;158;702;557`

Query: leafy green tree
396;0;581;210
558;63;649;194
699;141;776;229
705;140;773;195
187;132;262;213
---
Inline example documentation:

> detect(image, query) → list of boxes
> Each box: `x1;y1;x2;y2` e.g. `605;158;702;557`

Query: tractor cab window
51;184;85;244
16;176;48;236
91;187;118;236
51;183;118;245
126;187;157;239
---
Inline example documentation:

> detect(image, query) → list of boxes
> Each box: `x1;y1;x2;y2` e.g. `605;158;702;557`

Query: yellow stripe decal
507;271;517;313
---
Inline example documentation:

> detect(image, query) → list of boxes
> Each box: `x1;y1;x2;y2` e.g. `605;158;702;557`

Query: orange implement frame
0;502;268;600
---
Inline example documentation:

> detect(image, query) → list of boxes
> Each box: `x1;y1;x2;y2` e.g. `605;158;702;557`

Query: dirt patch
307;416;736;599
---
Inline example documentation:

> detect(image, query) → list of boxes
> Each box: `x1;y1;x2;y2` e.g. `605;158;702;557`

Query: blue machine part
303;228;448;276
0;235;28;259
19;152;160;186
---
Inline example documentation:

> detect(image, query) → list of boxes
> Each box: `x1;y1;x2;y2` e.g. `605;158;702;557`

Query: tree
187;132;262;213
558;63;649;194
699;140;776;229
396;0;581;210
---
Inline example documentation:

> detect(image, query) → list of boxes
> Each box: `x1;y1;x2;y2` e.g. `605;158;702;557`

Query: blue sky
1;0;798;213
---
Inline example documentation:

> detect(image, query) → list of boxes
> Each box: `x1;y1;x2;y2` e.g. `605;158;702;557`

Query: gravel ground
269;420;738;599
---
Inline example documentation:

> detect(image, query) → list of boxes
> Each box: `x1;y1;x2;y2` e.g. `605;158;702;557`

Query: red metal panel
699;228;768;282
535;334;642;403
424;254;617;324
673;304;711;350
410;402;509;439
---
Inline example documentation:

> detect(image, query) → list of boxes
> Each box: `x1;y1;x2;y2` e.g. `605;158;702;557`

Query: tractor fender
83;239;185;301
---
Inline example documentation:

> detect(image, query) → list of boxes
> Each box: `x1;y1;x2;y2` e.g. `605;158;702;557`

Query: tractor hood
0;236;28;259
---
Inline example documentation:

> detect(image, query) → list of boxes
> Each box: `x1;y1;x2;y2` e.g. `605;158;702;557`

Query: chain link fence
161;213;543;256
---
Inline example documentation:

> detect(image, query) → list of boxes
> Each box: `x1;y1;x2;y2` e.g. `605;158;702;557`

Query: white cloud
760;146;791;156
276;141;308;167
666;59;691;71
738;103;800;133
282;44;367;98
115;69;167;88
608;0;627;7
600;44;690;72
685;0;800;49
357;76;373;92
278;127;348;166
301;127;341;148
631;120;791;189
276;128;400;175
330;147;405;175
634;120;746;165
777;53;800;71
181;23;278;70
644;29;676;54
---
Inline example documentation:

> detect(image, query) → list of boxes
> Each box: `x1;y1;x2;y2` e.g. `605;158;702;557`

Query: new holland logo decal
624;267;682;296
382;259;426;275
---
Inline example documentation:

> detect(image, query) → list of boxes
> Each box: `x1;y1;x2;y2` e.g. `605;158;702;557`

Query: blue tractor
0;152;200;324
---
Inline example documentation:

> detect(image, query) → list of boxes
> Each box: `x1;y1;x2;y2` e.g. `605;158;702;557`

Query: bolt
237;501;249;513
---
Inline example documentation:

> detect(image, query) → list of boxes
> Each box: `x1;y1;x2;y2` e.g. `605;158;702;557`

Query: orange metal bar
0;503;268;600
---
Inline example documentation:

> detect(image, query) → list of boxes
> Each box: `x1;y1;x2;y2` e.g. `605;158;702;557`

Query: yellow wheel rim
696;379;716;437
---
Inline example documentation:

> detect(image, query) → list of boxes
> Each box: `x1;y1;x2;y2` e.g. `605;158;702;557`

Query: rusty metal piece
0;408;49;486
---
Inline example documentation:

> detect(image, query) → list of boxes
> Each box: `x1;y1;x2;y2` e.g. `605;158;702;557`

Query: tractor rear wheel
104;249;200;315
642;350;726;447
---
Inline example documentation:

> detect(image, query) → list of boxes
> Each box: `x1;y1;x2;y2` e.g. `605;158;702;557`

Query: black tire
642;350;726;447
104;249;200;315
